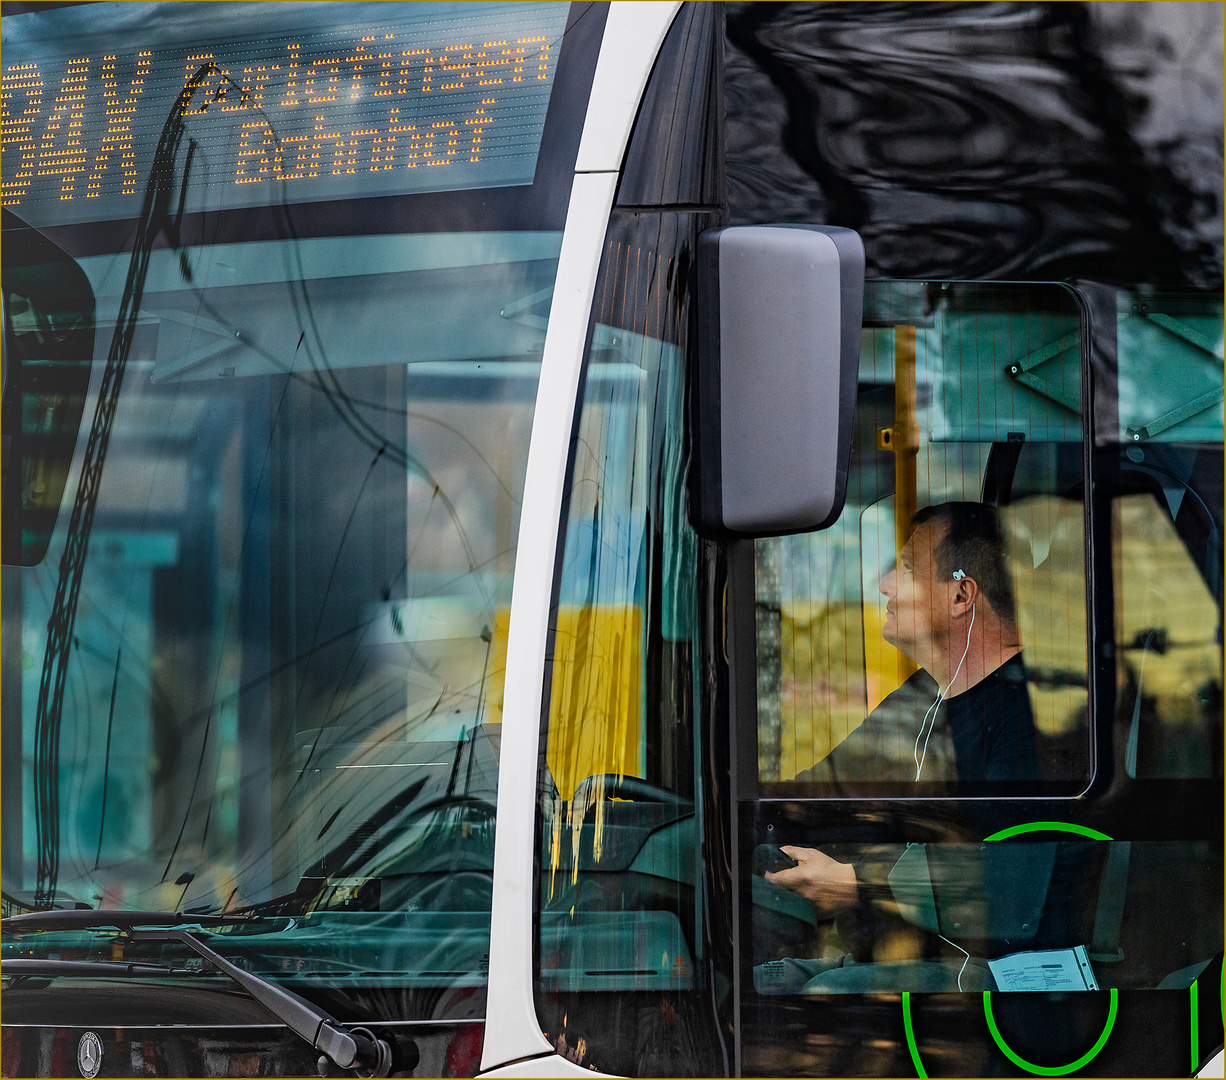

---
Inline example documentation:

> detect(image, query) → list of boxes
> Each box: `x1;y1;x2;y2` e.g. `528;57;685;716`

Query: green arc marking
983;989;1118;1076
983;821;1113;842
902;992;928;1078
904;990;1119;1077
1191;979;1200;1074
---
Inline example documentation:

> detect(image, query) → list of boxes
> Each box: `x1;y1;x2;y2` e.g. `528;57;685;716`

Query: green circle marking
907;821;1117;1076
983;989;1118;1076
983;821;1113;842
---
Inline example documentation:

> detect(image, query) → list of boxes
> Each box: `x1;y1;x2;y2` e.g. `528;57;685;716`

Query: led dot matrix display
1;1;569;226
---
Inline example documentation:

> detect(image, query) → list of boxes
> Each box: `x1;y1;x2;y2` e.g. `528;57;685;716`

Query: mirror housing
692;224;863;537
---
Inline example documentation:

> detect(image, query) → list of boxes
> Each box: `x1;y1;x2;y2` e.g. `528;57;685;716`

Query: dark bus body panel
720;6;1223;1076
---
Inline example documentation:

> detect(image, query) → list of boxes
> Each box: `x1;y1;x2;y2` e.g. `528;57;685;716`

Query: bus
1;2;1221;1076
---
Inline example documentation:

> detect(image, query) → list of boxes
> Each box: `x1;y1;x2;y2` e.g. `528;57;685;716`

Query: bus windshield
1;0;596;1018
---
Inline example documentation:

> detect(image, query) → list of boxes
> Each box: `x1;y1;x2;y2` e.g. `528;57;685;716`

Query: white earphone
914;570;975;780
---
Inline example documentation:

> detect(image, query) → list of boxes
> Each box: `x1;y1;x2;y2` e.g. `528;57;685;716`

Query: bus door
732;280;1223;1077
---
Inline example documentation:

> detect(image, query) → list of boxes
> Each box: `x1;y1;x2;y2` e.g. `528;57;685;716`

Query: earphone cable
938;932;972;992
915;600;976;780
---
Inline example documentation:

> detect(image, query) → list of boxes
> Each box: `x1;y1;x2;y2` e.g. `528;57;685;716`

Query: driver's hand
765;845;858;919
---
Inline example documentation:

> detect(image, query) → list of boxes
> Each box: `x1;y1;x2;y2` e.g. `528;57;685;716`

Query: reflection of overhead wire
160;705;214;883
172;666;497;916
131;57;549;897
278;536;516;805
147;68;488;882
91;18;582;916
32;63;216;909
93;648;121;870
404;409;520;504
204;671;484;909
123;69;479;523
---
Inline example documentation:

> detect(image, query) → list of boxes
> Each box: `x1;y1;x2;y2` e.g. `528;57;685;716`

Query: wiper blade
3;958;200;979
2;909;260;932
2;912;396;1075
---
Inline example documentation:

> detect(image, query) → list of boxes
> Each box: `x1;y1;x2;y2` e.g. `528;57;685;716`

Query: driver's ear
951;574;978;611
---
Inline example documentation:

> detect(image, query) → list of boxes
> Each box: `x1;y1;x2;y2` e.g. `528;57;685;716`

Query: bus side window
754;281;1090;795
1110;290;1223;780
534;207;722;1079
1113;488;1222;778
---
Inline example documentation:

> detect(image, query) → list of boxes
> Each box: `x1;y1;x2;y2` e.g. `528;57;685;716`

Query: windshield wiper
2;909;259;931
3;958;201;980
2;910;396;1076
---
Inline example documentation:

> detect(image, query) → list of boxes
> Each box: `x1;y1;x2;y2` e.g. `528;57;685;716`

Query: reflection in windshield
726;2;1222;287
1;3;570;1020
8;227;553;915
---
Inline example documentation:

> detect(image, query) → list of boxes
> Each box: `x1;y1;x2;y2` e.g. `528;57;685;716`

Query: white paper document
987;945;1099;992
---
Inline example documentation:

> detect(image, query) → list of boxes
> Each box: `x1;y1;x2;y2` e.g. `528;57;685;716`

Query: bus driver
769;502;1039;918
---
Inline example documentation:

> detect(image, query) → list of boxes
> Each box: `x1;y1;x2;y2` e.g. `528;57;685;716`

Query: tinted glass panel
534;211;723;1078
755;281;1089;798
1109;288;1223;780
0;1;592;1041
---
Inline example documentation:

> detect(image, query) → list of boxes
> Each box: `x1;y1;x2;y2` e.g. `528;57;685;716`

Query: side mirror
692;225;863;537
2;210;95;566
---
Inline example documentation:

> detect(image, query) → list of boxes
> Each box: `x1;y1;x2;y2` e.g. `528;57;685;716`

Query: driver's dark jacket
784;656;1098;965
794;654;1038;784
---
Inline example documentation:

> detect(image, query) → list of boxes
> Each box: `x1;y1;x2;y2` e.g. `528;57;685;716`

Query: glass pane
4;231;554;1000
1113;492;1221;778
1;0;583;1035
1107;287;1223;780
535;212;722;1077
751;836;1222;995
756;281;1089;796
1116;290;1224;444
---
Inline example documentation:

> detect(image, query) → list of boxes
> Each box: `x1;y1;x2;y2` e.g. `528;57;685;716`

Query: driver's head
879;502;1017;660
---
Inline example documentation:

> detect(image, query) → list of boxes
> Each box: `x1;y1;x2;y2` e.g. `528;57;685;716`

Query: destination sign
0;2;569;227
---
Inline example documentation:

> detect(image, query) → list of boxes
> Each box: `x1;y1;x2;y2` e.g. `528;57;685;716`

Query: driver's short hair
911;502;1017;625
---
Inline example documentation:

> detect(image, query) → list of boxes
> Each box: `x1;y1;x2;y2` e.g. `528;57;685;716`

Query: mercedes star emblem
77;1032;103;1079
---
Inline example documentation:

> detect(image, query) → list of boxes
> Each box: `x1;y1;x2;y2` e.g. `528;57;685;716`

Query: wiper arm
130;928;393;1075
3;958;200;979
2;911;394;1076
1;909;260;931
